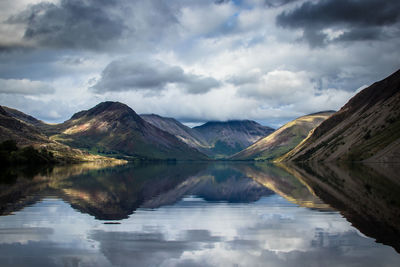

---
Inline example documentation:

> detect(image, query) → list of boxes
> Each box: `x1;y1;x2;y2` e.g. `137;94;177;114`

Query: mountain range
1;101;276;161
142;114;274;158
1;68;399;163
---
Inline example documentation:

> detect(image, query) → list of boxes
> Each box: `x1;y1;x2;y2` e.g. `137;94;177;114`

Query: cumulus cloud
276;0;400;46
0;78;54;95
236;70;315;103
231;70;356;115
91;59;221;94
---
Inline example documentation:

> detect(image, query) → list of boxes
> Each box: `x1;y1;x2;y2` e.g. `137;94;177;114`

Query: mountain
1;106;47;129
231;111;334;161
141;114;209;149
50;101;207;160
0;106;49;145
193;120;274;158
280;69;400;162
0;106;122;164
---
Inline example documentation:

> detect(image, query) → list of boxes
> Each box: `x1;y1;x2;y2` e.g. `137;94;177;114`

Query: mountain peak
87;101;132;115
70;101;138;120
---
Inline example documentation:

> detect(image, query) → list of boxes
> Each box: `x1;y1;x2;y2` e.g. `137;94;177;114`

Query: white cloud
0;78;54;95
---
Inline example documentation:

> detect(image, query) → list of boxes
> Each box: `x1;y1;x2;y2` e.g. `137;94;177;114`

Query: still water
0;162;399;266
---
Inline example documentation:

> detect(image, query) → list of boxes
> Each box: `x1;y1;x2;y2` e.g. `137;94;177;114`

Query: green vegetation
211;140;243;159
346;116;400;161
255;135;305;161
0;140;56;165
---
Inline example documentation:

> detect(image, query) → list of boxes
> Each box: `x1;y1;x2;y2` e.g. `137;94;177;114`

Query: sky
0;0;399;128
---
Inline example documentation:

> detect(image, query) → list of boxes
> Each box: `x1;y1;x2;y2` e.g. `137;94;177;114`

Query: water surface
0;162;399;266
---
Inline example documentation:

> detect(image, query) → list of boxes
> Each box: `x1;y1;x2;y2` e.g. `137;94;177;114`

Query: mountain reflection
1;161;400;265
282;162;400;253
1;162;275;220
1;161;400;254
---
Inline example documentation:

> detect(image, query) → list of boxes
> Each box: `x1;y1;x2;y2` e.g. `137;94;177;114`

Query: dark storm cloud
7;0;126;50
215;0;299;7
264;0;300;8
92;59;221;94
277;0;400;46
214;0;230;4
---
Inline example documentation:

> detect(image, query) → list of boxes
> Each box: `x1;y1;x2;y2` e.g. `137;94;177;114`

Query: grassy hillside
231;112;334;161
0;106;126;164
280;69;400;162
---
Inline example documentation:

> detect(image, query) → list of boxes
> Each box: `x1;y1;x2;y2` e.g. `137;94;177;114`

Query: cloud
91;59;221;94
232;70;356;114
0;0;399;127
6;0;127;50
0;78;54;95
276;0;400;46
235;70;314;102
227;69;263;86
5;0;179;51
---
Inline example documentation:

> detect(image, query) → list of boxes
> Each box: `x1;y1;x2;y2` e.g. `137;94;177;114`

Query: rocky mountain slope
193;120;274;158
50;102;207;161
0;106;122;164
141;114;209;149
231;111;334;161
280;69;400;162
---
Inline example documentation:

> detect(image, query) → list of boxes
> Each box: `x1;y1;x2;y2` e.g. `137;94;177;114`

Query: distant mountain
0;106;120;164
280;69;400;162
231;111;334;161
141;114;209;149
51;102;207;160
193;120;274;158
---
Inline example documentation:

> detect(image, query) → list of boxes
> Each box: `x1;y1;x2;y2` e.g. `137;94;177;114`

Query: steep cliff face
231;112;334;161
280;69;400;162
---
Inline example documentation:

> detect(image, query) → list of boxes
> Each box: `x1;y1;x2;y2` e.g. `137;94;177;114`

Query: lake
0;162;399;266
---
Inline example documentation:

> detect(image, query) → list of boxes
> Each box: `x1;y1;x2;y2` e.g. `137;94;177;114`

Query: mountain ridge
230;111;334;161
280;69;400;162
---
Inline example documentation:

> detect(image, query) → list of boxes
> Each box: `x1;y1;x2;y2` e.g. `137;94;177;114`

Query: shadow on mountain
282;161;400;253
